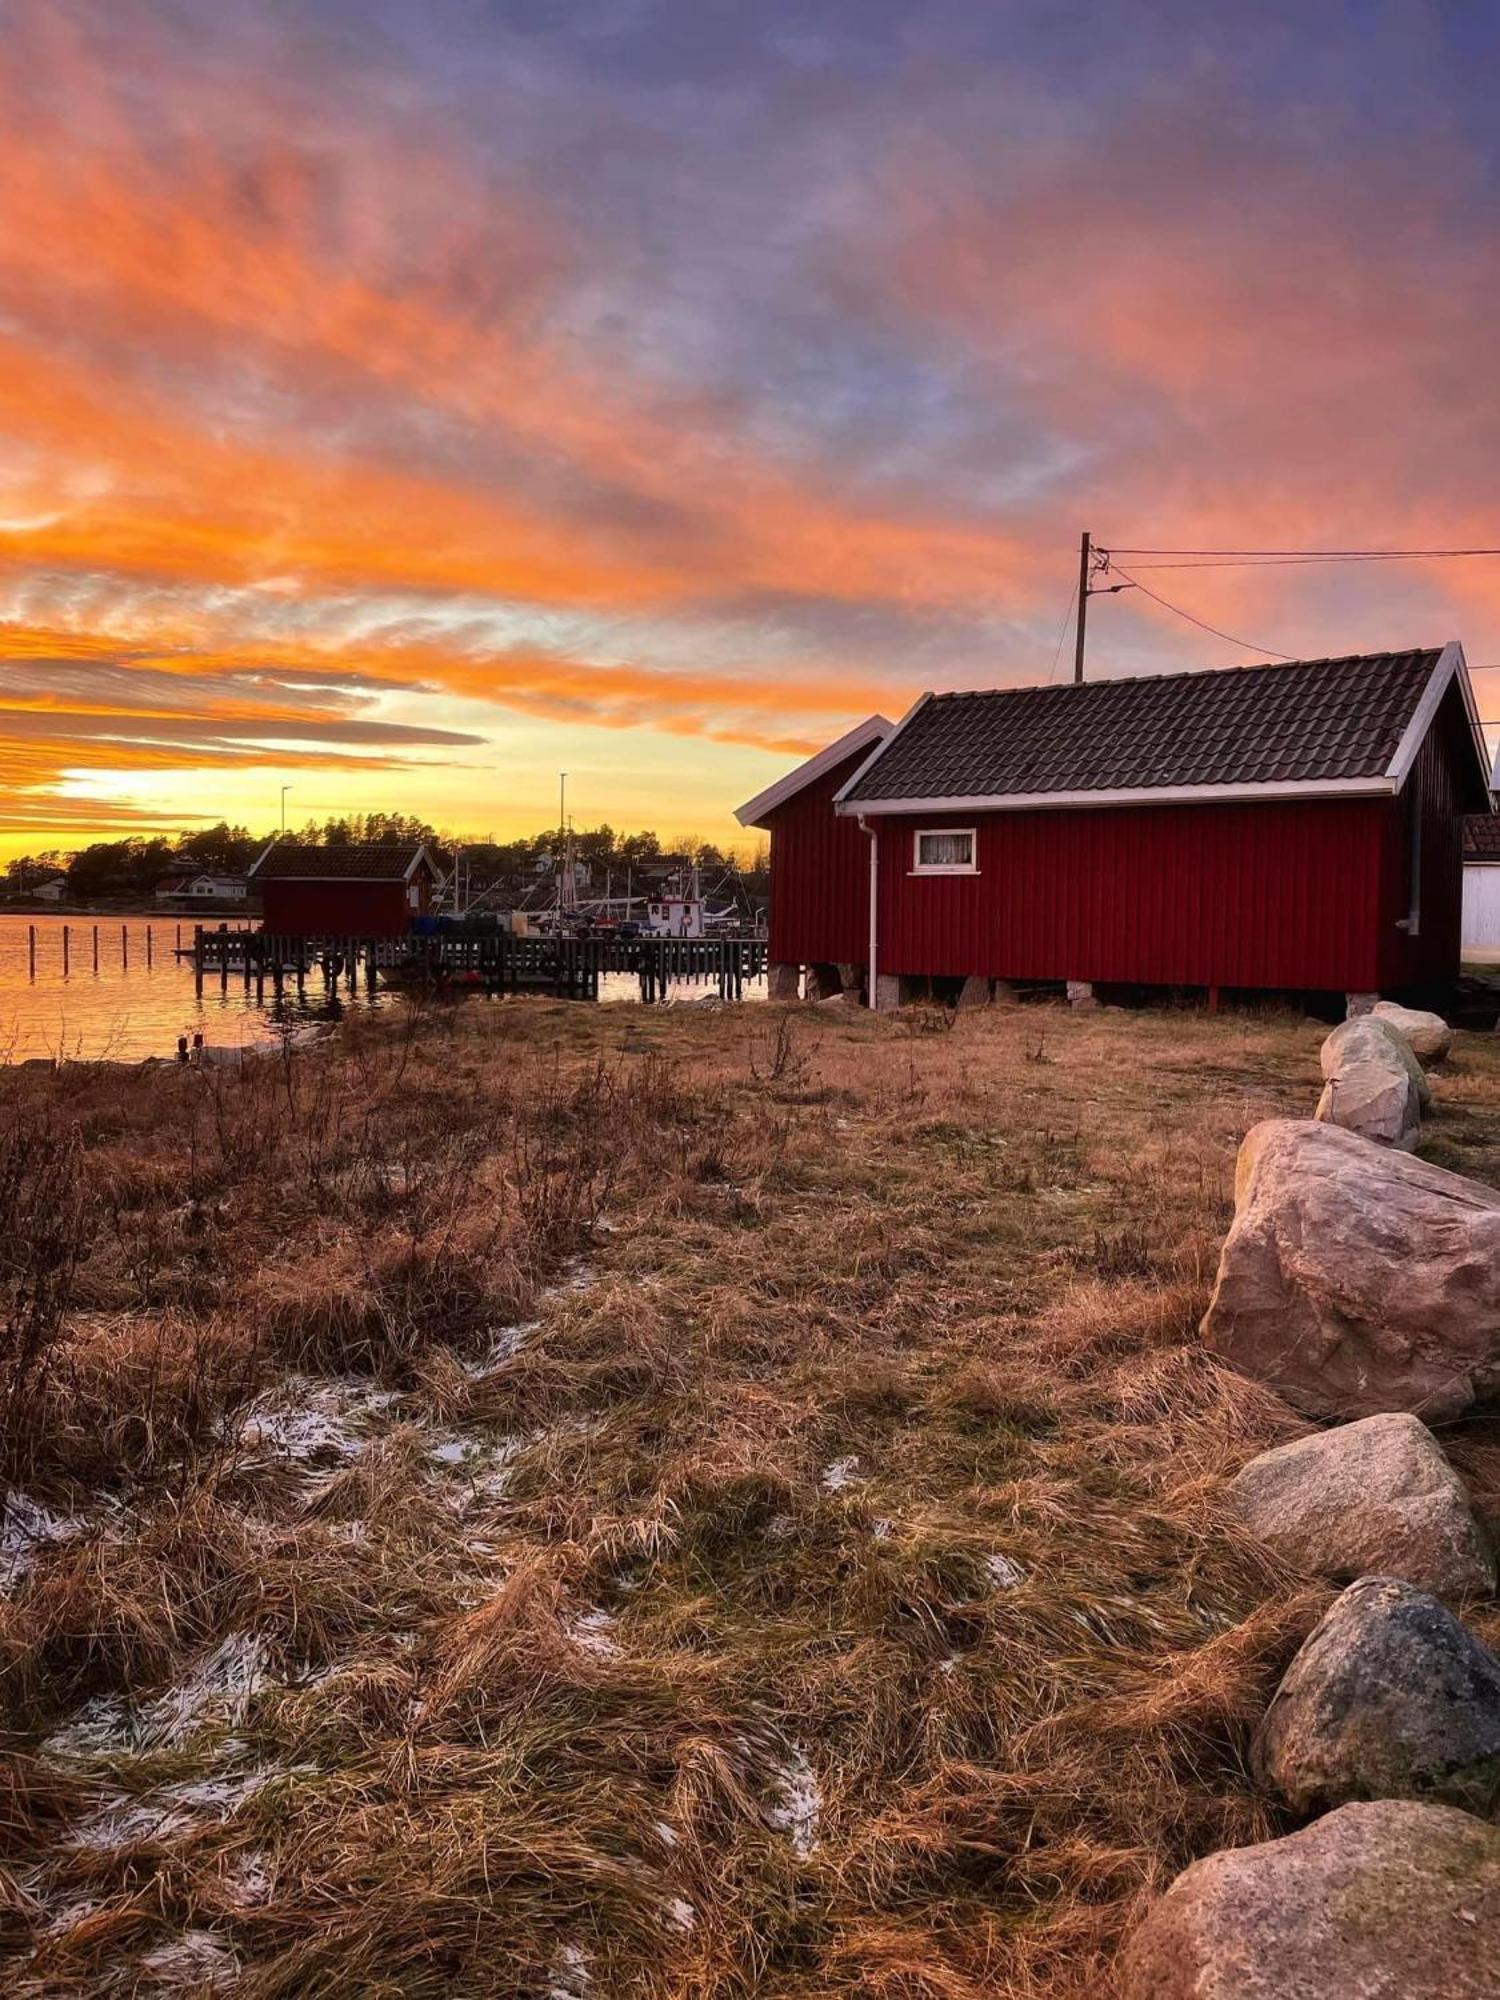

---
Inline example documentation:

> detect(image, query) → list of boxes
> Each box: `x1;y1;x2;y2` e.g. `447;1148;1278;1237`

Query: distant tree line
2;816;769;907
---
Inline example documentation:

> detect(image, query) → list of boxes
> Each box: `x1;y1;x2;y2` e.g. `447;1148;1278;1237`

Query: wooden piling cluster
190;927;768;1003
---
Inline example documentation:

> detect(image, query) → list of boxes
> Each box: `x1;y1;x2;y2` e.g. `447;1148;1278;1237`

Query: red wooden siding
875;796;1394;991
766;750;873;966
260;879;418;937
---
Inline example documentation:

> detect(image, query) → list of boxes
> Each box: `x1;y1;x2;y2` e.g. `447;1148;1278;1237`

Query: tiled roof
1464;813;1500;861
839;651;1444;804
251;842;434;881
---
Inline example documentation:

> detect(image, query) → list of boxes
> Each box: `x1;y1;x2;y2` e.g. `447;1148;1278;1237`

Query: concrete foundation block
874;972;902;1012
1345;991;1380;1019
1066;980;1098;1009
956;974;991;1010
766;961;801;1003
991;980;1021;1007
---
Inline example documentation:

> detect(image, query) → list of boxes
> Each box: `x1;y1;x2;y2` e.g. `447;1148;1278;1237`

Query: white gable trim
830;691;934;809
1385;640;1490;795
734;713;894;827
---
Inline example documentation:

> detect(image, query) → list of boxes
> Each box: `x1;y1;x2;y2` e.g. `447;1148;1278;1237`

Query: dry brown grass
0;993;1496;1997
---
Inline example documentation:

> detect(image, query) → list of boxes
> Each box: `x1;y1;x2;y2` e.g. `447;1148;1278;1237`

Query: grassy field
1;995;1497;1998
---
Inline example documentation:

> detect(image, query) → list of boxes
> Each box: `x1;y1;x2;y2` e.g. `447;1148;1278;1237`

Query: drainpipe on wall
858;815;878;1007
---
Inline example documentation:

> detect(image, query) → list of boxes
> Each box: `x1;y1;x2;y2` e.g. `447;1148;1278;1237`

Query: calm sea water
0;914;394;1063
0;916;766;1062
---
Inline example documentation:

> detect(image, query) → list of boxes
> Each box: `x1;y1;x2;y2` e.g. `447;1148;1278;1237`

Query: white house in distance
154;871;249;905
1462;813;1500;956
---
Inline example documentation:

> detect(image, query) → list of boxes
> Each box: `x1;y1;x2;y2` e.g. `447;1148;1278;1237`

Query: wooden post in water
146;925;153;968
62;925;69;977
27;924;35;980
193;926;204;996
92;924;99;973
121;923;128;969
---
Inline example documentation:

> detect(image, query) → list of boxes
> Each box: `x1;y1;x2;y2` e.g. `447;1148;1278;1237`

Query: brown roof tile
251;843;436;882
839;651;1443;805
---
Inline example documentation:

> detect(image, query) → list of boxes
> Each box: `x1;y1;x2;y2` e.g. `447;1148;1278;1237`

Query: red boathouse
737;646;1492;1008
248;842;444;938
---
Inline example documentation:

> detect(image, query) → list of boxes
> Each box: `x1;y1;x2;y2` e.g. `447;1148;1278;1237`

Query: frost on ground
820;1456;860;1493
139;1930;239;1992
766;1745;820;1857
548;1943;592;1999
67;1763;302;1852
568;1607;620;1658
985;1553;1027;1590
237;1376;398;1469
0;1491;91;1588
44;1632;271;1757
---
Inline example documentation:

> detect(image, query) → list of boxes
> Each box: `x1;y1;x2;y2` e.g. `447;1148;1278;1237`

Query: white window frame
911;827;978;876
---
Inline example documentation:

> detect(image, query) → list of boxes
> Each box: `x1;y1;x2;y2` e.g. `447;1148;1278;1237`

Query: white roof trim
1384;640;1490;796
831;691;935;810
734;714;894;827
836;775;1402;816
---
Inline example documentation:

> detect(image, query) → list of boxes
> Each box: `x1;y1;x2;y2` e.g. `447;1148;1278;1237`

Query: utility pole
1073;531;1091;683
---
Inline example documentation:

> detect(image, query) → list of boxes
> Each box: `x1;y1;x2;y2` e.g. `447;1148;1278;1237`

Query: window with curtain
913;829;976;873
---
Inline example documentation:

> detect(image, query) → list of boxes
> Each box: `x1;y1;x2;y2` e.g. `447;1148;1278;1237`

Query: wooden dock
191;927;768;1003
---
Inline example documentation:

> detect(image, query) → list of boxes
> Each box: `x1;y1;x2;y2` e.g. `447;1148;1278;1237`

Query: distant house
1462;812;1500;954
154;872;248;904
248;842;444;937
737;646;1490;1008
31;875;67;904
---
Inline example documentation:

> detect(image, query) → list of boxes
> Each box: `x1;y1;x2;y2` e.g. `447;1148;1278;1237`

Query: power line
1105;544;1500;564
1107;564;1295;661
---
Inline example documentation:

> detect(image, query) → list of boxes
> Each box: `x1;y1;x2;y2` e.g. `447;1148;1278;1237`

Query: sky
2;0;1500;857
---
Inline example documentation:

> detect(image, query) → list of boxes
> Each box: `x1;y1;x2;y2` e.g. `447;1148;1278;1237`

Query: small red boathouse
737;645;1492;1007
248;842;444;938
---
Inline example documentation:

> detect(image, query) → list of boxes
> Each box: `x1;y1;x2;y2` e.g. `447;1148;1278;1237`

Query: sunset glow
4;0;1500;853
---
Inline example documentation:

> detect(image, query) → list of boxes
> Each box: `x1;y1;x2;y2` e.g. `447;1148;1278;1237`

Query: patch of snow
654;1819;680;1848
870;1517;893;1541
68;1762;304;1851
43;1896;101;1938
936;1655;960;1676
222;1850;273;1907
237;1376;397;1467
44;1634;270;1757
548;1943;592;1999
664;1896;696;1932
820;1456;860;1493
766;1745;820;1857
0;1491;89;1587
457;1320;539;1379
140;1930;239;1991
984;1553;1027;1591
569;1608;620;1658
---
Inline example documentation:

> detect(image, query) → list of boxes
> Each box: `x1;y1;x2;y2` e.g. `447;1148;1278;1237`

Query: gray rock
1371;1000;1452;1065
1226;1414;1494;1599
766;962;801;1003
1314;1056;1421;1150
1253;1576;1500;1815
1119;1799;1500;1999
1201;1118;1500;1421
955;975;990;1010
1320;1015;1431;1109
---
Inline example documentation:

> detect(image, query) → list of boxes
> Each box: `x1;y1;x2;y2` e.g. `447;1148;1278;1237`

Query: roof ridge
926;648;1441;704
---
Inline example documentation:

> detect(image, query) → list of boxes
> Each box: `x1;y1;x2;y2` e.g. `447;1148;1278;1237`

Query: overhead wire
1105;563;1295;661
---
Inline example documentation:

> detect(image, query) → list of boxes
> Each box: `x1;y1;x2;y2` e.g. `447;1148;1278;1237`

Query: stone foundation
766;961;801;1003
1067;979;1098;1008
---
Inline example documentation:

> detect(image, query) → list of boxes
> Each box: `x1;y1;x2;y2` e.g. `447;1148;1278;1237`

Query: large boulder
1371;1000;1452;1065
1252;1576;1500;1816
1119;1799;1500;2000
1201;1119;1500;1421
1319;1016;1431;1109
1226;1414;1493;1599
766;962;801;1003
955;975;990;1011
1313;1057;1420;1150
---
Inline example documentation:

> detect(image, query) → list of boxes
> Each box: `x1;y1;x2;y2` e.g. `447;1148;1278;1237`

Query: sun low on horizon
3;0;1500;862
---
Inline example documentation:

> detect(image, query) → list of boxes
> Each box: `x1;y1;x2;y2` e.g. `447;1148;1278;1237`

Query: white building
1463;812;1500;955
155;872;248;904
